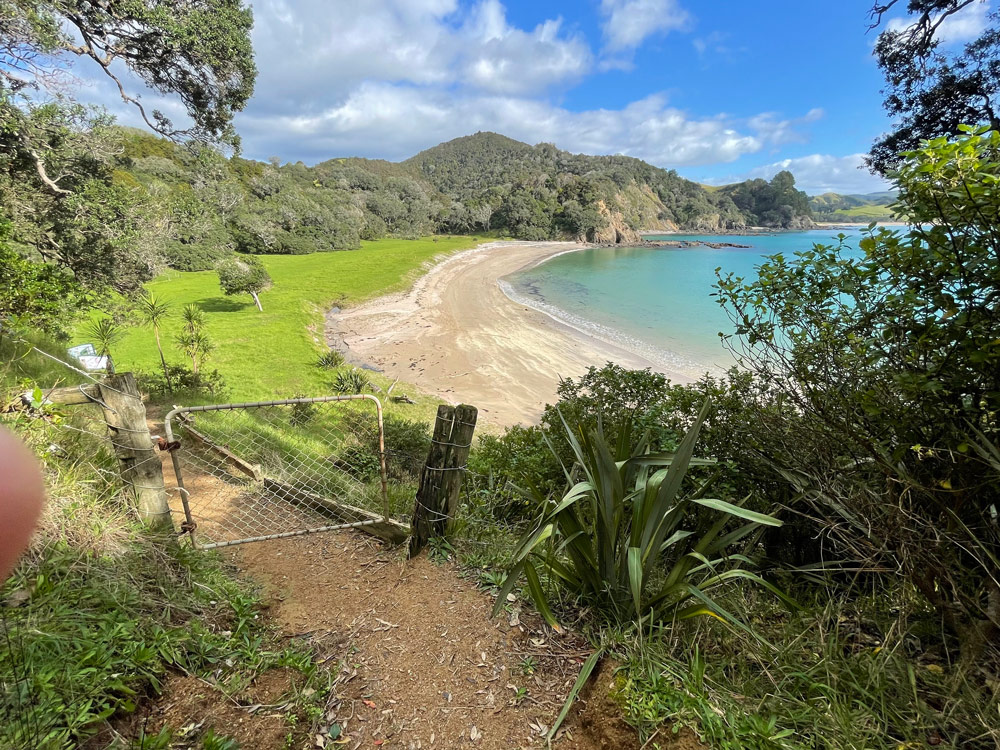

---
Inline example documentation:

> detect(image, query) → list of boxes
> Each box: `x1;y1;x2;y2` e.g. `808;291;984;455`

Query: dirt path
150;421;628;748
234;531;611;749
148;409;710;750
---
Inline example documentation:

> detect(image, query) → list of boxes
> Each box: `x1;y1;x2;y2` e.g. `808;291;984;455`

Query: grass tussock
612;589;1000;750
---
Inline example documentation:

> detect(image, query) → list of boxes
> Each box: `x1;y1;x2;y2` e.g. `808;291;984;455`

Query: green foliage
377;414;430;480
216;255;272;310
315;350;345;369
331;368;370;395
1;0;255;309
0;225;79;336
138;292;173;388
2;0;256;147
83;317;125;370
137;364;228;400
616;591;1000;750
494;404;786;630
716;126;1000;653
870;1;1000;174
720;171;812;228
175;304;214;374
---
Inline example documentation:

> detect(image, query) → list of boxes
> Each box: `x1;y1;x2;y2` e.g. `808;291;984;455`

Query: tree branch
22;140;71;196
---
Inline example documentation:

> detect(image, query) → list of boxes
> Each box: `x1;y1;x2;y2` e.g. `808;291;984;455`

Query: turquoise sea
501;228;867;377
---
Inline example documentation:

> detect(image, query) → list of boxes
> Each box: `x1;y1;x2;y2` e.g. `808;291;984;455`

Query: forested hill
93;129;815;277
405;132;813;239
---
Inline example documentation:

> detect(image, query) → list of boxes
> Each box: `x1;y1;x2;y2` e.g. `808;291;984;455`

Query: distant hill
114;129;819;274
405;132;814;241
809;191;899;222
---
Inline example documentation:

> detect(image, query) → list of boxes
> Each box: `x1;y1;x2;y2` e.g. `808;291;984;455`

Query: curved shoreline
325;241;700;428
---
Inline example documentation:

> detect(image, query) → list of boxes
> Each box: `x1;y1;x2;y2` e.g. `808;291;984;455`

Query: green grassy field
76;236;484;404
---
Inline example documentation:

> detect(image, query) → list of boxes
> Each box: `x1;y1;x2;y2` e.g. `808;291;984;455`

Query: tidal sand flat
325;241;695;427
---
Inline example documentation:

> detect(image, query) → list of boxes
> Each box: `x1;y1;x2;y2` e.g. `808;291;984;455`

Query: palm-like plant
138;293;172;389
494;402;791;632
176;329;214;374
332;368;370;395
84;317;124;374
174;304;214;374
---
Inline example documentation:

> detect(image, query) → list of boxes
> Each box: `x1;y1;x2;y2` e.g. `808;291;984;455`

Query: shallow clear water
502;229;865;376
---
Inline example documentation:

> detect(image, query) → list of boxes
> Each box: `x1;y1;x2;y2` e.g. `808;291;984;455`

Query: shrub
340;412;430;481
381;414;430;480
494;403;788;630
137;364;228;400
315;350;345;369
331;368;369;395
716;127;1000;656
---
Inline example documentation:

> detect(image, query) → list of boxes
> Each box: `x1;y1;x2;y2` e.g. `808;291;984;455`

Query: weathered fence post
409;403;478;557
42;373;171;530
97;373;172;529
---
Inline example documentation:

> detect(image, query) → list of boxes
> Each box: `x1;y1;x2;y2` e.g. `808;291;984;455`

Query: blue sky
78;0;994;194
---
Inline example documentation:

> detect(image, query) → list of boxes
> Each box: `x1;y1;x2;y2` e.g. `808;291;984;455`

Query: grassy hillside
76;236;482;402
809;190;899;222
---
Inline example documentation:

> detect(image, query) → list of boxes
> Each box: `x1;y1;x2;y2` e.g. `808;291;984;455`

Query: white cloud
702;154;892;196
599;0;691;52
234;82;814;168
886;0;991;44
457;1;591;95
67;0;820;172
245;0;590;108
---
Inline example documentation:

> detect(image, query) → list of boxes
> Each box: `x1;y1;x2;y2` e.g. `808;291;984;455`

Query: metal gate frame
164;394;390;549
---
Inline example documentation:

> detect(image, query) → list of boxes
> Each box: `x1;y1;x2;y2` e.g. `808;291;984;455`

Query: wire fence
164;395;416;549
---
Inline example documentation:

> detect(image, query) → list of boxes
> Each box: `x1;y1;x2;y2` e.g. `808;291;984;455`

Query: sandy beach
326;241;693;428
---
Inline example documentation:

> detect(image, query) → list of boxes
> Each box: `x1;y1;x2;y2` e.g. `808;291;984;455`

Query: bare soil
148;414;706;749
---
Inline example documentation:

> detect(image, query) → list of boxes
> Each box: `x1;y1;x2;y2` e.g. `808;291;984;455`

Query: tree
2;0;256;154
216;256;272;311
868;0;1000;173
0;220;77;337
83;317;124;374
0;0;256;310
138;292;172;390
716;127;1000;656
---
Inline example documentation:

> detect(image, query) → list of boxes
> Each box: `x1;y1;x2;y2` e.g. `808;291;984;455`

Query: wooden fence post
42;374;171;529
409;403;478;557
96;373;171;529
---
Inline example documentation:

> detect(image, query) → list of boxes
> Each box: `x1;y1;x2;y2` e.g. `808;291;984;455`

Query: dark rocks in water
590;240;751;250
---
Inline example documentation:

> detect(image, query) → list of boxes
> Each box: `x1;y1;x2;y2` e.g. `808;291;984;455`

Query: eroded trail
152;426;633;749
234;532;606;749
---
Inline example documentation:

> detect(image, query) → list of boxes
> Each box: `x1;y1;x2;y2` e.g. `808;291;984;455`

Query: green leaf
523;560;560;631
692;497;783;527
548;649;603;740
627;547;643;617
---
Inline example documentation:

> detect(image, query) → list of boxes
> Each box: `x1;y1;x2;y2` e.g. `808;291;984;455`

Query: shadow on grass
197;297;251;313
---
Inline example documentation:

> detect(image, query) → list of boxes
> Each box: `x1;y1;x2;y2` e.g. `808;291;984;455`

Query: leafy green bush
469;425;557;519
137;364;228;400
331;368;369;395
163;239;233;272
336;443;381;481
716;127;1000;655
494;404;788;630
315;350;345;369
340;412;430;481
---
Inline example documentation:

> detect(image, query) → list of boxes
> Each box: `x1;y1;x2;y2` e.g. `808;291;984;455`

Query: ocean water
501;228;866;377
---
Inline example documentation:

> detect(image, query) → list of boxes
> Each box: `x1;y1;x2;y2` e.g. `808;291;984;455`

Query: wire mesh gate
163;395;398;549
